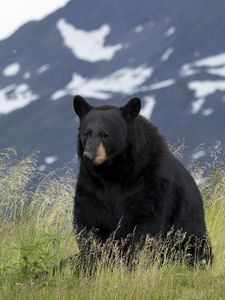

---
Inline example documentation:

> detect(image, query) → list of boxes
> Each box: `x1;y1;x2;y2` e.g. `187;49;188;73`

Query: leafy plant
13;233;62;275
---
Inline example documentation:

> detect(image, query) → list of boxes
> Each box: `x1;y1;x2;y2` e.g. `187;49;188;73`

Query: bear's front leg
74;222;103;274
120;218;164;269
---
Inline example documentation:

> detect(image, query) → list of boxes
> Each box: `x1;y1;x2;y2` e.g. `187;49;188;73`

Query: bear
73;95;212;270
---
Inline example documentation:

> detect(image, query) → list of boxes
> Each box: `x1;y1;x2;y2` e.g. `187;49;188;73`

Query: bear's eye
83;131;90;137
100;132;109;138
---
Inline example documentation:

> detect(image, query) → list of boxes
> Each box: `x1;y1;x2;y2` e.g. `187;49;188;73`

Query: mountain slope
0;0;225;171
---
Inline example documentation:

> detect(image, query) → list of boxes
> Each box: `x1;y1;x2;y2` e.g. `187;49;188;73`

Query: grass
0;148;225;300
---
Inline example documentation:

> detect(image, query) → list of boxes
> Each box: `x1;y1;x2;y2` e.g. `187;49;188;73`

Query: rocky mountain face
0;0;225;172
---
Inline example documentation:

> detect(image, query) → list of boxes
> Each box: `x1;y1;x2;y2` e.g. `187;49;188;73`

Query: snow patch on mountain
202;108;214;116
191;98;205;114
52;65;153;100
180;65;199;77
188;81;225;98
191;52;225;67
44;156;58;164
3;63;21;77
191;149;205;160
161;48;174;61
133;25;143;33
207;66;225;77
37;64;50;74
165;26;176;37
57;19;124;62
140;96;155;119
23;72;31;80
0;0;70;40
181;52;225;78
140;79;175;92
0;84;38;114
38;164;47;172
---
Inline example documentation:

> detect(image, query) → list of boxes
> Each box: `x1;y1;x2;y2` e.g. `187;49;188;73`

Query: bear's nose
82;151;95;162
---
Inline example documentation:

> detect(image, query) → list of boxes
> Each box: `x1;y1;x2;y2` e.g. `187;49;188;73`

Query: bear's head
73;95;141;166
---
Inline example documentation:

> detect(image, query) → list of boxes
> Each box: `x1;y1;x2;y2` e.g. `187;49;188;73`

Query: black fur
73;95;212;268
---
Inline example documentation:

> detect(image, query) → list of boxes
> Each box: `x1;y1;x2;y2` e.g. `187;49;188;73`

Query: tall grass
0;148;224;300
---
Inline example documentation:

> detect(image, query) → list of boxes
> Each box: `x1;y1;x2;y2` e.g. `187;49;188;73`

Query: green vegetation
0;148;224;300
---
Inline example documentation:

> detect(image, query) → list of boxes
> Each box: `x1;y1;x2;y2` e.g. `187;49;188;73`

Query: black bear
73;95;212;268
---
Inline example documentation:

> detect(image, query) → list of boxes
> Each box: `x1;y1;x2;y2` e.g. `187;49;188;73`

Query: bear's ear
73;95;92;119
121;97;141;120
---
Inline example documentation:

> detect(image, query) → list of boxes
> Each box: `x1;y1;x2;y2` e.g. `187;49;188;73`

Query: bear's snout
82;142;107;166
82;151;95;162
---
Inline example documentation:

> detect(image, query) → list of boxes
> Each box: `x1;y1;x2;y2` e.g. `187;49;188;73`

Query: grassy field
0;148;225;300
